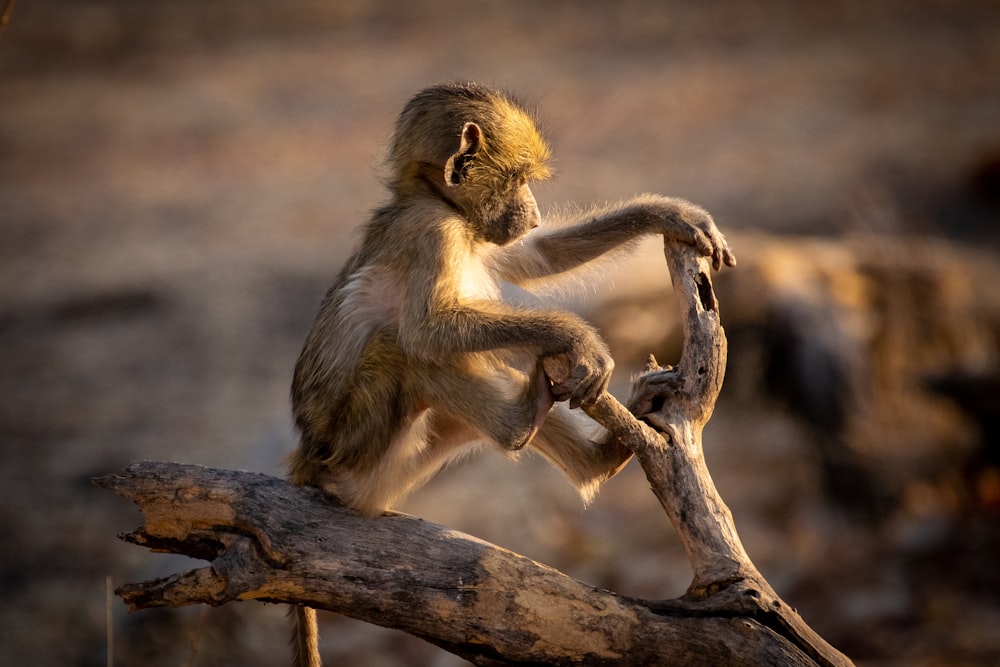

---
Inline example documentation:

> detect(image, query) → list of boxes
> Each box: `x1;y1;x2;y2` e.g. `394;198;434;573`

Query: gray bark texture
96;239;854;666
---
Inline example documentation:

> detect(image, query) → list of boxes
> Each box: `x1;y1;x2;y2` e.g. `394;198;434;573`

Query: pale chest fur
456;244;502;302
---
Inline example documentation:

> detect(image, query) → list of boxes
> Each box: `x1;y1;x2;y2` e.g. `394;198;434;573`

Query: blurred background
2;0;998;665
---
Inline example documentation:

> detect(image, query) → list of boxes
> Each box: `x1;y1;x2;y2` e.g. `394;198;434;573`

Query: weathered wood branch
98;461;819;665
96;240;853;666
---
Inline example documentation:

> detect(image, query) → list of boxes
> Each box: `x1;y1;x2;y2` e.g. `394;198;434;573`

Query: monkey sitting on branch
286;82;736;666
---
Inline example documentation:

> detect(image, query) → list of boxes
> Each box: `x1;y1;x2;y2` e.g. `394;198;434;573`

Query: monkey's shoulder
337;264;405;324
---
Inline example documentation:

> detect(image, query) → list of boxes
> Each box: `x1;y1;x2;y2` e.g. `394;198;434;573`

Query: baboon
287;82;735;666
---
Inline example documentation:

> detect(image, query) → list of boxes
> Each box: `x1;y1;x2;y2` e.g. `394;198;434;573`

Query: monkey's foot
627;356;682;419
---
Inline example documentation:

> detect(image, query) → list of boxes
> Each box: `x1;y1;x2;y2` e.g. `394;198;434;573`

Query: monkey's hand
659;198;737;272
541;340;614;410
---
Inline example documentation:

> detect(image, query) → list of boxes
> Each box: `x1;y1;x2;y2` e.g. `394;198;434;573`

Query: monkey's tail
289;604;322;667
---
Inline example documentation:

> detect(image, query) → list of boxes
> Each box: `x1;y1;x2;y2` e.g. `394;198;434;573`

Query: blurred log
96;239;853;666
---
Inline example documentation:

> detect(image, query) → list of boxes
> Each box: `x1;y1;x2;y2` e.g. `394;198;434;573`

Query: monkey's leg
529;406;633;504
412;412;486;474
520;362;555;448
346;412;502;513
411;355;554;453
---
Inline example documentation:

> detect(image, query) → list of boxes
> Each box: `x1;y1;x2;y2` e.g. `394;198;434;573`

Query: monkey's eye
499;171;527;192
511;166;532;184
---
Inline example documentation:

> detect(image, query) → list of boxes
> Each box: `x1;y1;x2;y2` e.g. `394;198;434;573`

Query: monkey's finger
714;232;735;267
707;232;737;271
565;374;596;410
691;228;715;258
549;382;573;402
567;375;597;409
665;219;712;258
569;384;599;410
723;246;737;267
542;354;573;385
578;368;612;409
549;373;585;403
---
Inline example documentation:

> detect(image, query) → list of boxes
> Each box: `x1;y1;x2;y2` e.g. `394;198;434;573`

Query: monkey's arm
496;194;735;286
396;222;614;403
398;224;600;357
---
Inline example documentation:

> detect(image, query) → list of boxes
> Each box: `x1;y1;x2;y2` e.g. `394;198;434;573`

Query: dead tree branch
96;240;853;666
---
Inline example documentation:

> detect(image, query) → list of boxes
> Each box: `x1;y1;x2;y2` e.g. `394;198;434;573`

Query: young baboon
286;82;735;666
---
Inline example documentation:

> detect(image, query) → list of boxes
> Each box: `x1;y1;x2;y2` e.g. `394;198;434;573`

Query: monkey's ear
444;122;482;187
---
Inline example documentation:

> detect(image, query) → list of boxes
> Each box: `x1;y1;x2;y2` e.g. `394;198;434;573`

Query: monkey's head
388;83;553;246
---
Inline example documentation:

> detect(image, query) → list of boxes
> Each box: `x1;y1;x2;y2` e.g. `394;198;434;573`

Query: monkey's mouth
486;227;522;246
484;213;533;246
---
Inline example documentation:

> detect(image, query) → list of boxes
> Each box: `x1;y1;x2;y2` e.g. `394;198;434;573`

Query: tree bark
96;239;854;666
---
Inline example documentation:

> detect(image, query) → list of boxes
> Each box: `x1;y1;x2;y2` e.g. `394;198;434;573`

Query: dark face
476;183;541;246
